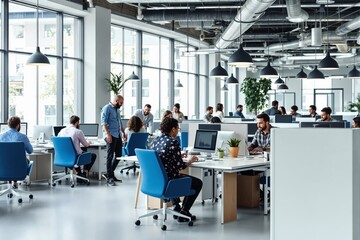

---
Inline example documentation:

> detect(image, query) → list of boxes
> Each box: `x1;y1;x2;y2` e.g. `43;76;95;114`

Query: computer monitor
193;130;218;154
247;123;258;135
241;118;255;122
300;121;346;128
215;131;236;150
79;123;99;137
331;115;343;121
198;124;221;131
33;125;53;143
0;122;28;135
53;126;66;136
275;115;293;123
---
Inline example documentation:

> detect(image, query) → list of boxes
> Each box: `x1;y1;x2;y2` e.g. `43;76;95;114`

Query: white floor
0;167;270;240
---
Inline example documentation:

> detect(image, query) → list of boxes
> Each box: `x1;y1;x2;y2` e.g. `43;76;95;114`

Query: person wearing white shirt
58;115;96;178
214;103;224;121
172;103;185;122
133;104;154;134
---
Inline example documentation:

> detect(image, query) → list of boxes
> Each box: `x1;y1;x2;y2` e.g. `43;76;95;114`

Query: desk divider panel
270;128;360;240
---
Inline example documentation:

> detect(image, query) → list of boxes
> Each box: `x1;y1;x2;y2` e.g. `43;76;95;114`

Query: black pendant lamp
277;83;289;90
228;44;253;67
348;66;360;79
308;66;325;80
27;0;50;65
318;51;339;70
274;76;284;84
127;71;140;81
260;61;278;78
226;73;239;84
210;62;228;78
296;67;307;79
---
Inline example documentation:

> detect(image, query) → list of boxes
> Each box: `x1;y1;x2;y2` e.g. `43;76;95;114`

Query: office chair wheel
52;183;56;187
120;170;123;174
188;221;193;227
201;200;205;205
161;225;167;231
58;180;62;185
70;184;75;188
29;194;33;199
18;198;22;203
86;181;90;186
126;171;129;175
135;220;141;226
153;215;158;220
7;193;13;198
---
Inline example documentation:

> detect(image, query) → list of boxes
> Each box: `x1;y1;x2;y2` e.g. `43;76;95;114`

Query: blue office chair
0;142;33;203
180;131;188;149
52;137;91;188
120;133;149;175
134;149;195;231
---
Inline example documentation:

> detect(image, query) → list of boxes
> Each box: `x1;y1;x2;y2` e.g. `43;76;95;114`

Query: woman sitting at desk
124;116;146;141
152;117;202;222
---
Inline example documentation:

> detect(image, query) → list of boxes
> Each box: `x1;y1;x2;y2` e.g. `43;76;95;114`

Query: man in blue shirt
101;95;126;186
0;116;33;188
233;104;245;118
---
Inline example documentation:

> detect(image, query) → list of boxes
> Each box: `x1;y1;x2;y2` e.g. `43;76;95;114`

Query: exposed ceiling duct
336;15;360;35
286;0;309;23
107;0;236;3
216;0;276;49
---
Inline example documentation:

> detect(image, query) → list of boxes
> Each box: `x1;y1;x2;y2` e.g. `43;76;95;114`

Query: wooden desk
190;157;270;223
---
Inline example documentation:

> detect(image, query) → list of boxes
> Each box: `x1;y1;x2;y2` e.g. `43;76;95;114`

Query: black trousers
105;135;122;178
171;174;203;211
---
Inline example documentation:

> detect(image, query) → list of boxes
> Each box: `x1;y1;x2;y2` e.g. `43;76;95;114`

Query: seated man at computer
309;105;320;118
133;104;154;133
0;116;33;188
290;105;301;119
248;113;272;153
203;106;213;123
58;115;96;178
264;100;281;115
316;107;336;122
233;104;245;118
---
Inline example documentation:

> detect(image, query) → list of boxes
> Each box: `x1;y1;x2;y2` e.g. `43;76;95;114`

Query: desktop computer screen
275;115;293;123
215;131;236;150
33;125;53;143
53;126;66;136
0;122;27;135
79;123;99;137
300;121;346;128
193;130;218;154
198;124;221;131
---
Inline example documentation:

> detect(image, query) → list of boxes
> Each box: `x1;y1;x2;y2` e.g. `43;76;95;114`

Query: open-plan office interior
0;0;360;239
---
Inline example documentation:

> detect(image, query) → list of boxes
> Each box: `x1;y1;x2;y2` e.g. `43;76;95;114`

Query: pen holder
217;151;224;158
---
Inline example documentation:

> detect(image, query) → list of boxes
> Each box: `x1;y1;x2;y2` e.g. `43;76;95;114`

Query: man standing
0;116;33;188
264;100;281;115
248;113;272;153
58;115;96;179
133;104;153;133
316;107;336;122
233;104;245;118
203;106;213;123
101;95;126;186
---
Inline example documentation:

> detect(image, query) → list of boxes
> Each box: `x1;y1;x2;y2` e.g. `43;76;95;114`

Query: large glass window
124;29;138;64
160;38;170;69
160;70;170;114
302;78;331;110
63;58;81;124
142;68;160;118
142;33;159;68
111;26;123;62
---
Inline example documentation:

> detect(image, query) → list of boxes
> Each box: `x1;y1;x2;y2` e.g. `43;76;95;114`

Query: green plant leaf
105;72;129;95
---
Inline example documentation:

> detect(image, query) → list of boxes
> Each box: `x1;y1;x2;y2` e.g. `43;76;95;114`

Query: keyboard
188;151;200;155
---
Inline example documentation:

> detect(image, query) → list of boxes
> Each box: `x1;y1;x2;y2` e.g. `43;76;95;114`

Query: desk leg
221;172;237;224
264;168;270;215
134;171;142;209
50;152;53;185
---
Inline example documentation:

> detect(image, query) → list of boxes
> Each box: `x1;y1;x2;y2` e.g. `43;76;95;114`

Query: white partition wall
270;128;360;240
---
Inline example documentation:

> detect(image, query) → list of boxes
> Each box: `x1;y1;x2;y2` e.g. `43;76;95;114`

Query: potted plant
227;138;241;158
105;72;129;95
347;96;360;115
240;77;272;115
217;148;225;158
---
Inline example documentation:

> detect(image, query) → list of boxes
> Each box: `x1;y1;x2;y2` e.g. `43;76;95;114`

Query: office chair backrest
180;132;188;149
124;133;149;156
135;149;167;197
52;137;78;167
0;142;28;181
